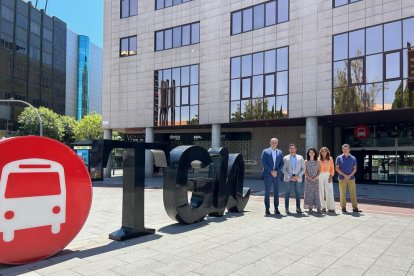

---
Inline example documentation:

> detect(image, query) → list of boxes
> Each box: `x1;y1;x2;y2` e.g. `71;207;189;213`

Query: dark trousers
285;181;301;209
264;176;280;209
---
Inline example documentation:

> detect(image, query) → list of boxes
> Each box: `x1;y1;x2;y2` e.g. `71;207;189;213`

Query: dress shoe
317;208;322;213
265;208;271;215
353;208;362;213
322;208;327;212
308;208;313;213
296;208;303;214
274;208;281;215
342;207;347;213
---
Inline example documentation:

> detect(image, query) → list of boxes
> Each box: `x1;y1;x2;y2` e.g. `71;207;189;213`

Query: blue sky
37;0;103;48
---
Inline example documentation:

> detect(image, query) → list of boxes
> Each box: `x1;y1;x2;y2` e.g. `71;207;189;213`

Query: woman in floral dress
304;147;321;213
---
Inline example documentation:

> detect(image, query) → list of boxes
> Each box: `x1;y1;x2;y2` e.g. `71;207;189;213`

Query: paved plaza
1;186;414;276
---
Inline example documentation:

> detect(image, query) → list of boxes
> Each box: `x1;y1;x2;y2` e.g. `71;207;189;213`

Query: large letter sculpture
163;145;250;224
90;140;170;241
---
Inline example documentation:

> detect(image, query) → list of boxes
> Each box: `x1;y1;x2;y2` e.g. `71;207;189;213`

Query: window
231;0;289;35
43;28;53;41
121;0;137;18
155;22;199;51
1;6;13;22
30;22;41;36
333;0;362;8
154;64;199;126
332;17;414;114
120;36;137;57
156;0;192;10
230;46;289;121
16;13;27;29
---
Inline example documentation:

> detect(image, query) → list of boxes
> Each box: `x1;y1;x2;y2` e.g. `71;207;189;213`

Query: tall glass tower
77;35;90;120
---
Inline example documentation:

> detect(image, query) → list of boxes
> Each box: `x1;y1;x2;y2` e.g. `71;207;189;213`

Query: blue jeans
285;181;301;209
264;176;280;209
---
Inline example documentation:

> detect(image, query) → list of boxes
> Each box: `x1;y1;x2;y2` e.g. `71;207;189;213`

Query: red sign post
0;136;92;265
353;125;370;140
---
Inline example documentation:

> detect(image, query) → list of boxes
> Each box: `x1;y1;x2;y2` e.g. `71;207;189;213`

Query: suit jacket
261;148;284;178
282;154;306;182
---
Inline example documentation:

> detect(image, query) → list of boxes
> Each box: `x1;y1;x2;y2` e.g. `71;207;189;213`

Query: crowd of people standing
261;138;362;215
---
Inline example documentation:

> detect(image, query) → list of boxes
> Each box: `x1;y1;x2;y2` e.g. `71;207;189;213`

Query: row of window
333;0;362;8
155;22;199;51
231;0;288;35
121;0;192;17
156;0;191;10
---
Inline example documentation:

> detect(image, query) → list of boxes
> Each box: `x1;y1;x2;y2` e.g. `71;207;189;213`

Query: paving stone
364;265;407;276
374;254;413;272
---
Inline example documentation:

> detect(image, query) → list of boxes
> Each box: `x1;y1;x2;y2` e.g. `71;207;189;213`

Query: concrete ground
1;184;413;276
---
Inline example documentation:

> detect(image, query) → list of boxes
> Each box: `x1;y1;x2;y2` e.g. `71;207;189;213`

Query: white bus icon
0;159;66;242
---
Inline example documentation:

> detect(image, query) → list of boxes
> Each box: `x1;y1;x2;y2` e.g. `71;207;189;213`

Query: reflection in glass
403;18;414;47
403;80;414;107
172;68;180;86
129;36;137;54
333;60;348;88
276;95;288;117
175;87;180;106
350;58;364;84
277;47;288;71
252;75;263;98
276;71;288;95
231;101;241;121
190;65;198;85
189;106;198;124
403;49;407;78
231;57;241;79
190;85;198;105
232;11;242;35
163;69;171;82
265;74;275;96
191;23;199;44
263;96;276;119
253;52;264;75
366;83;383;111
277;0;288;23
174;107;180;126
240;99;251;119
265;50;276;73
156;31;163;51
241;55;252;77
366;25;382;55
173;27;181;48
242;78;251;98
182;25;191;46
334;33;348;61
385;80;401;110
253;4;265;29
366;54;382;83
164;29;172;49
181;106;189;124
181;86;189;105
265;1;276;26
231;79;240;100
334;0;347;7
242;9;253;32
384;21;402;51
385;52;401;80
349;29;365;58
181;66;190;85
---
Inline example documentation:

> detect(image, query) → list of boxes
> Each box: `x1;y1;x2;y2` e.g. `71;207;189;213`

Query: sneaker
296;208;303;214
274;208;281;215
265;208;270;215
342;207;347;213
353;208;362;213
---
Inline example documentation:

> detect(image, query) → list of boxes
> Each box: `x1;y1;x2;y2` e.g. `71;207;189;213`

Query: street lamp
0;98;43;136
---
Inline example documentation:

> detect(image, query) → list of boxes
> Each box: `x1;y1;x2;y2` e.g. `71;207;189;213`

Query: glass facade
154;64;199;126
155;22;199;51
0;0;67;132
231;0;289;35
333;0;362;8
230;47;288;121
120;35;137;57
333;17;414;114
155;0;191;10
77;35;90;120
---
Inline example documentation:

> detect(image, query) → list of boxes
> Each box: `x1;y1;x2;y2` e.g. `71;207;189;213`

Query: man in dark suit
261;138;284;215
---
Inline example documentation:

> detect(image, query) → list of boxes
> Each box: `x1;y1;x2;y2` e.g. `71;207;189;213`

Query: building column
145;127;154;177
306;117;318;151
103;129;112;178
333;127;342;158
211;124;221;148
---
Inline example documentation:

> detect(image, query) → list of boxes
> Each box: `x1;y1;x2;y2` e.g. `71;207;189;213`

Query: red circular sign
0;136;92;265
353;125;370;140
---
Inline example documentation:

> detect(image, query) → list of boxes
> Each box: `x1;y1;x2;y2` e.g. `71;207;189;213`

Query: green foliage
231;98;286;121
60;115;78;145
74;113;103;141
18;107;64;140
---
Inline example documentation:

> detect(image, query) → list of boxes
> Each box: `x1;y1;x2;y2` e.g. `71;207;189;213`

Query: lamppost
0;98;43;136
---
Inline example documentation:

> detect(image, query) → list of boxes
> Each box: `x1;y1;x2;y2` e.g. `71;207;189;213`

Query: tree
74;113;103;141
18;106;64;140
60;115;78;145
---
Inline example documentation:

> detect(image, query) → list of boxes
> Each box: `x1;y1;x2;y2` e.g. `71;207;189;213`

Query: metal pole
0;99;43;136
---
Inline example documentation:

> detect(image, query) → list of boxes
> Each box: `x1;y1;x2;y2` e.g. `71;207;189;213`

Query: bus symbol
0;159;66;242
